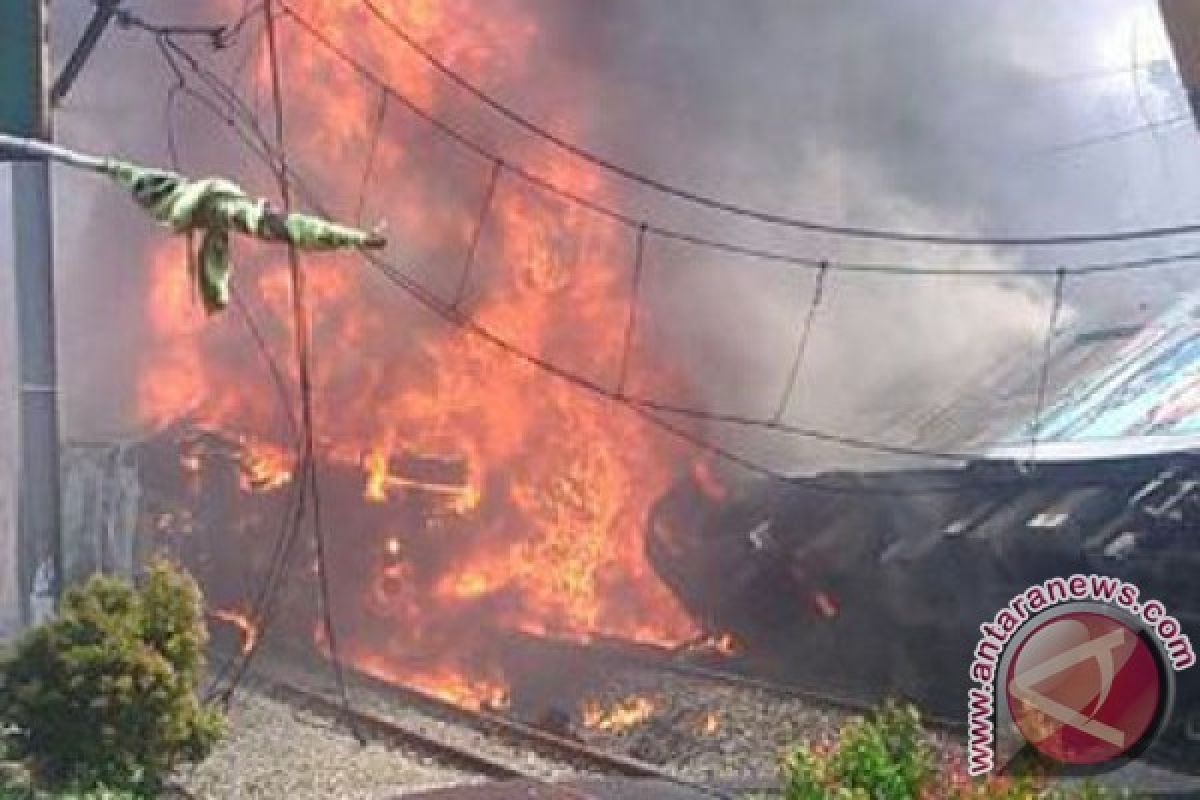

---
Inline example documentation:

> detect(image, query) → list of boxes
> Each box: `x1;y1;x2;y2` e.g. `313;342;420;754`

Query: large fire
137;0;698;706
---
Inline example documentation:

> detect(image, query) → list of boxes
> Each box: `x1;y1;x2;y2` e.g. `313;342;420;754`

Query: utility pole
1;0;61;626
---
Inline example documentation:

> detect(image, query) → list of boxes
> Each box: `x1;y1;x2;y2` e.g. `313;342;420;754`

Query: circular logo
1005;610;1166;766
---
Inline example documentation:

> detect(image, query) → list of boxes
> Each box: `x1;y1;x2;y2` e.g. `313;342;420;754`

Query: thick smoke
2;0;1198;709
4;0;1199;472
507;0;1197;471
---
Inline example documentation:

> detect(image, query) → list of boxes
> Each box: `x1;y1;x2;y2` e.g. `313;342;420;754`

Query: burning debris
210;607;260;655
696;711;720;736
129;0;704;713
581;694;657;734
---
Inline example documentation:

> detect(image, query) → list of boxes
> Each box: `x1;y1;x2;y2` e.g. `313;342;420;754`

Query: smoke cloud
3;0;1198;472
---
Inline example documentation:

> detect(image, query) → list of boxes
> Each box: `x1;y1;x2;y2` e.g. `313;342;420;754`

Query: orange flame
581;695;657;733
239;439;292;493
211;608;260;655
692;459;729;504
138;0;699;707
712;631;742;656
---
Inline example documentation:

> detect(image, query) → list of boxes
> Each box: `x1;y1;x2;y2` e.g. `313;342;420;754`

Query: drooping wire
278;5;1200;280
360;251;1063;495
206;286;308;704
353;0;1200;249
773;261;828;423
142;25;1117;497
148;38;1040;477
153;25;313;703
355;87;389;228
616;223;648;398
159;2;321;690
1036;115;1190;157
261;0;361;740
1029;268;1068;461
454;158;503;309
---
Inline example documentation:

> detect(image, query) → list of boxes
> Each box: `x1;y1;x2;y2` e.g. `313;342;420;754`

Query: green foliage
784;700;934;800
0;786;138;800
0;561;224;796
781;701;1137;800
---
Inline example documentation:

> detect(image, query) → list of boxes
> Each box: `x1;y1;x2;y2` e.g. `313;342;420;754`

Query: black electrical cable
616;222;647;398
154;45;1055;476
454;158;503;309
355;87;388;228
204;286;308;706
146;26;1118;498
356;0;1200;249
154;28;312;705
261;0;362;741
773;261;827;423
1028;268;1068;462
280;6;1200;280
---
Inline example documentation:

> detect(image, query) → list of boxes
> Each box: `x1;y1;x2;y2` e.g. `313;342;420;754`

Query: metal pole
12;0;62;624
50;0;121;108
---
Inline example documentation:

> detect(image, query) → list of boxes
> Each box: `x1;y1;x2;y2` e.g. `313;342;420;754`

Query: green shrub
782;700;1136;800
0;561;224;795
784;700;934;800
0;787;138;800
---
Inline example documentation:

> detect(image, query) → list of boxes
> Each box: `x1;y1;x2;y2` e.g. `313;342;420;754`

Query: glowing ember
211;608;259;655
138;0;699;707
714;632;741;655
238;439;292;493
813;591;840;619
697;711;720;735
691;459;728;504
581;695;657;733
363;451;390;503
690;631;742;657
355;652;510;711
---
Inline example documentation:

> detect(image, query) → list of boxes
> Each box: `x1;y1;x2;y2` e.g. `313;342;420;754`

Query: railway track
210;634;1200;797
213;645;747;797
516;632;967;733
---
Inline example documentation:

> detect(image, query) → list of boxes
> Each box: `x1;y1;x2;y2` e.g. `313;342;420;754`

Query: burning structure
125;0;706;709
649;295;1200;770
26;0;1199;775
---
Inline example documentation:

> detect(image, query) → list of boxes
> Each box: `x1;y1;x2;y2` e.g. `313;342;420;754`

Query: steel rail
211;644;746;797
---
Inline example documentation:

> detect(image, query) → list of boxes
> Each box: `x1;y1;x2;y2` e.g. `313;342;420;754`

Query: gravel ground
219;652;625;783
571;665;1200;796
179;686;478;799
572;666;958;784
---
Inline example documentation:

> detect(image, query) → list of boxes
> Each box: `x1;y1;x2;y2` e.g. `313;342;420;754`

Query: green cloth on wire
103;159;385;314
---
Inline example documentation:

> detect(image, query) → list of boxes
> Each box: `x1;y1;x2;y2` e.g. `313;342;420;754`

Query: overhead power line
279;6;1200;279
138;29;1002;481
355;0;1200;249
260;0;360;739
129;19;1165;499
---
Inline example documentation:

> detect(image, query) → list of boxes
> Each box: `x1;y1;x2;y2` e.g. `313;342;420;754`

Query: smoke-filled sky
2;0;1200;473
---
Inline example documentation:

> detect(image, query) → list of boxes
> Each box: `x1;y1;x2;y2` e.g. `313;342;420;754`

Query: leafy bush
784;700;934;799
0;786;138;800
0;561;224;795
782;700;1135;800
